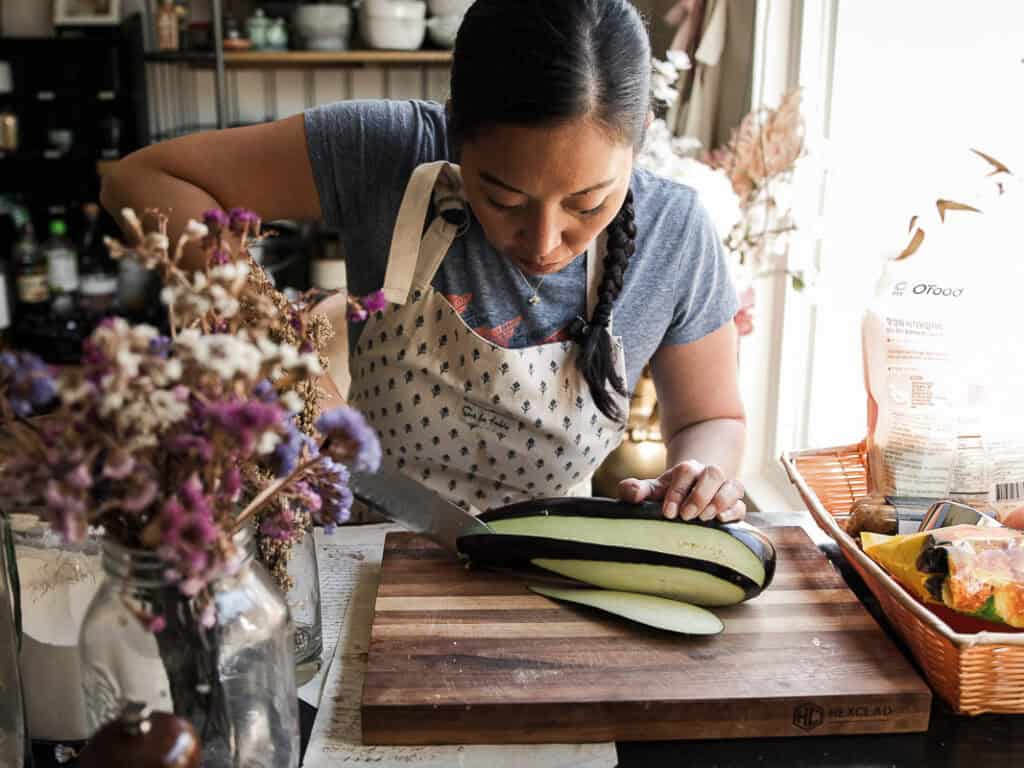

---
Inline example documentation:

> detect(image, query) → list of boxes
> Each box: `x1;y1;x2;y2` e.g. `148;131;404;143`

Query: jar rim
101;525;256;585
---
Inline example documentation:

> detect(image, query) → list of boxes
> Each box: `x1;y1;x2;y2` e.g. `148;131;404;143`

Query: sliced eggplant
476;498;775;588
456;533;763;602
529;585;724;635
531;558;746;606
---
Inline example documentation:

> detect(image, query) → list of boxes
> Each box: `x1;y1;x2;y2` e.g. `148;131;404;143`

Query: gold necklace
514;264;549;306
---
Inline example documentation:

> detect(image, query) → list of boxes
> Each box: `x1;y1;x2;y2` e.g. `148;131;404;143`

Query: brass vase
592;369;667;497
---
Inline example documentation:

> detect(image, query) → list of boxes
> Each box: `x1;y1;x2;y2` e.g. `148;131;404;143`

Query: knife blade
349;465;493;554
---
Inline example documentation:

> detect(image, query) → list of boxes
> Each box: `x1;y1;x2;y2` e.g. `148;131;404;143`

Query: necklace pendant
528;295;541;306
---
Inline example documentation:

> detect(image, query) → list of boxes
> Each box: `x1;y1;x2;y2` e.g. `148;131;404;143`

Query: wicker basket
782;442;1024;715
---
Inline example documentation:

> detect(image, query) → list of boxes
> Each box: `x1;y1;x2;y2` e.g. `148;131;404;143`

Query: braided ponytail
569;188;635;423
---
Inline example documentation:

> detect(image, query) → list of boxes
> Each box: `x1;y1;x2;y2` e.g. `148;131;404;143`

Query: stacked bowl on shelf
294;4;354;52
359;0;428;50
356;0;472;51
291;0;471;53
426;0;473;48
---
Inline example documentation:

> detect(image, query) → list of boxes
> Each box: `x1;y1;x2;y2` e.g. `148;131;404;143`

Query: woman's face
459;117;634;276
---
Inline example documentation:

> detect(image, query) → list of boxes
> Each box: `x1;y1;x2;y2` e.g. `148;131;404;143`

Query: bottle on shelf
43;218;80;307
157;0;181;52
79;203;118;316
0;60;17;155
14;221;50;315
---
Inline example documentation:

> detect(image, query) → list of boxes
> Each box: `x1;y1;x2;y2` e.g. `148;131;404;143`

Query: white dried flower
184;219;209;240
143;232;170;252
296;353;323;376
208;284;240;318
280;390;304;413
256;430;281;455
163;358;183;382
115;348;143;378
666;50;692;71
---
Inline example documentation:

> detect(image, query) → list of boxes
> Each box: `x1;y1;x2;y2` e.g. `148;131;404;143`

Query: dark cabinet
0;14;149;213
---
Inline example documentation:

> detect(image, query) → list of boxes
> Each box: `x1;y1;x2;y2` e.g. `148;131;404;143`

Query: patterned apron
340;161;627;512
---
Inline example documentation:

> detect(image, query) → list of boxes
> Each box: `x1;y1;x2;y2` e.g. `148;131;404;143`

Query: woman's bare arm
100;114;322;269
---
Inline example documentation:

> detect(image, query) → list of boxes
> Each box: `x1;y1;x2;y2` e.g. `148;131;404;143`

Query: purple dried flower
119;474;159;514
211;247;230;265
222;465;242;500
203;399;286;455
103;449;136;480
43;479;87;543
266;421;307;478
0;351;57;416
253;379;277;402
65;463;92;491
148;335;172;358
259;501;297;541
305;457;353;532
347;307;368;323
158;474;222;595
203;209;229;232
362;291;387;312
315;406;381;472
167;433;214;461
228;207;260;235
146;615;167;634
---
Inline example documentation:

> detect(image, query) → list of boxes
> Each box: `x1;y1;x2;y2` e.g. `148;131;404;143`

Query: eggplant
457;532;759;605
529;585;724;635
474;497;776;589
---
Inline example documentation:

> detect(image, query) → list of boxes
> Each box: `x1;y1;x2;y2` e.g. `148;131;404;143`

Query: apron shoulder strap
381;160;457;306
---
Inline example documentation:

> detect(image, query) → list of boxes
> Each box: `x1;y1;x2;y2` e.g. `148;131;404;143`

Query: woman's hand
617;459;746;523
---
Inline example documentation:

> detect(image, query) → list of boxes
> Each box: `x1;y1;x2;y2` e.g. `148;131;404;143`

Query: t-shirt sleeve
303;99;448;232
660;197;740;347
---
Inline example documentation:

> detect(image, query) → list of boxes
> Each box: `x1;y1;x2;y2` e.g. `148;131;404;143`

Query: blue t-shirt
304;99;738;393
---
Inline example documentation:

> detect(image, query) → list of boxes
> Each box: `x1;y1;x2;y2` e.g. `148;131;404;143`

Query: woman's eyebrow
479;171;615;197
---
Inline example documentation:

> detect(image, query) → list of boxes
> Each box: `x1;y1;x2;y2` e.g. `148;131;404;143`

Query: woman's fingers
695;477;745;522
619;462;746;524
717;499;747;523
672;465;735;521
616;477;660;503
660;461;703;519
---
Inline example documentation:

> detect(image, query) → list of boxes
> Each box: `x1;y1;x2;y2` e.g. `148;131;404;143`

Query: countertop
31;511;1024;767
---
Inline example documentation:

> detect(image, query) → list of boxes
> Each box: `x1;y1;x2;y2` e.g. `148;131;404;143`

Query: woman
101;0;747;523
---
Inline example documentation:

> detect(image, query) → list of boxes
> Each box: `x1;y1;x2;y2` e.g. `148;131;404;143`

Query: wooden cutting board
361;526;932;745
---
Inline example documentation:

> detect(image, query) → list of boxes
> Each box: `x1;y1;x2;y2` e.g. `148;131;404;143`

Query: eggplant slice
529;585;724;635
474;499;775;589
457;532;762;603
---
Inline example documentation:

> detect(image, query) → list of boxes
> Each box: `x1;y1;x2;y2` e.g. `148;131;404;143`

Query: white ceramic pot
294;4;353;51
426;14;461;48
427;0;474;16
359;1;427;50
360;0;426;19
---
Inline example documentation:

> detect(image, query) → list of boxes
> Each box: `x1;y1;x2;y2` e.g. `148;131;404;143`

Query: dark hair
450;0;651;423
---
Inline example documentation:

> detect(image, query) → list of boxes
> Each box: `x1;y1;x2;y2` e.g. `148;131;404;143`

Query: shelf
144;50;453;68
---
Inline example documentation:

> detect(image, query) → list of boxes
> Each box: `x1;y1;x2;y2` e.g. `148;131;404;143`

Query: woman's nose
519;209;563;262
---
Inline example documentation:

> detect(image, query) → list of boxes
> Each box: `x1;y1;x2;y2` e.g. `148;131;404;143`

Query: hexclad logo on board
793;702;825;731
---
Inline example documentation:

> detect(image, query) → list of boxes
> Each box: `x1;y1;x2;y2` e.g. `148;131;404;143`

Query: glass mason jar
0;516;30;768
79;528;299;768
286;530;322;687
11;513;102;746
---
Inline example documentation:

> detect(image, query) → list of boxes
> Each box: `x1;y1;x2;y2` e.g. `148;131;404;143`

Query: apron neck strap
380;161;461;306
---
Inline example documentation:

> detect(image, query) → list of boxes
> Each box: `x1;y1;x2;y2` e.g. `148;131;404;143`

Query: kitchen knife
349;465;493;554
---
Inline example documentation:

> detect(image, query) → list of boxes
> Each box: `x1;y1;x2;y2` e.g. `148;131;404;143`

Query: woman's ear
645;110;654;129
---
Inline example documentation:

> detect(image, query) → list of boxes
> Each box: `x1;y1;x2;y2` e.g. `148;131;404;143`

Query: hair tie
568;316;590;341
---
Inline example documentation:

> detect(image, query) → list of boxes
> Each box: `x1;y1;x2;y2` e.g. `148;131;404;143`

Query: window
742;0;1024;509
